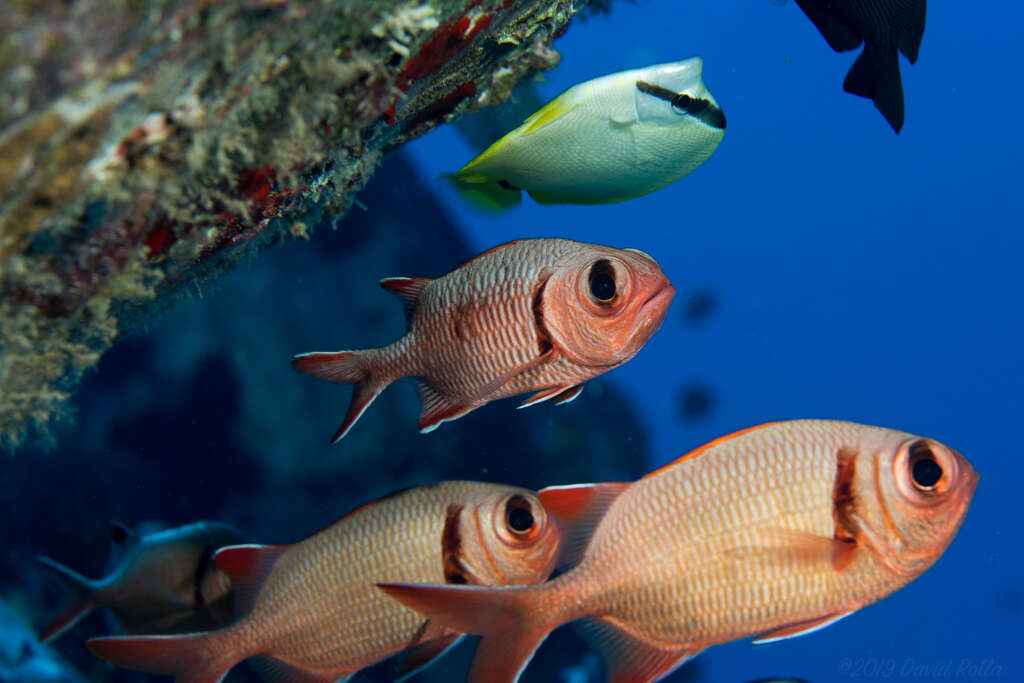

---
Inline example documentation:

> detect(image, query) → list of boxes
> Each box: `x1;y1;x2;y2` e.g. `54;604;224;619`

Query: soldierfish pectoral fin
752;610;855;645
577;616;701;683
395;633;464;681
539;483;629;569
380;277;431;323
291;350;386;443
517;383;583;409
723;527;858;572
377;583;552;683
416;381;478;434
446;174;522;212
36;555;100;642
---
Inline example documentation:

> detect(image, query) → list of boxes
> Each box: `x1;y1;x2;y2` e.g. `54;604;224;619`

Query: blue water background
5;1;1021;682
404;0;1023;680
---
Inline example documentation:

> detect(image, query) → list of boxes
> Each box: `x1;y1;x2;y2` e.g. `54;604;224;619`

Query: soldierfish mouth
640;283;676;315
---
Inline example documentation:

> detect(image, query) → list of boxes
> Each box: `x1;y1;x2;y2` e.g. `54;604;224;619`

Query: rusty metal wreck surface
0;0;578;448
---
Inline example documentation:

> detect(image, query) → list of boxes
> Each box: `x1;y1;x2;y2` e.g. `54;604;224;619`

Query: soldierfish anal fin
377;583;553;683
36;555;99;642
518;383;582;409
380;277;431;323
87;632;231;683
249;656;352;683
539;483;630;569
416;381;479;434
752;610;855;645
213;544;288;614
291;350;387;443
395;633;464;681
577;616;701;683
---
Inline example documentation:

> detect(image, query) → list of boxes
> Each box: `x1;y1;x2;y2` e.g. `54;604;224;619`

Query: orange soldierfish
87;481;563;683
292;238;674;442
380;420;979;683
37;521;243;642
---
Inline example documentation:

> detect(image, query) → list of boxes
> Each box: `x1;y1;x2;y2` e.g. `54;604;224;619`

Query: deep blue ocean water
405;1;1024;680
4;2;1020;682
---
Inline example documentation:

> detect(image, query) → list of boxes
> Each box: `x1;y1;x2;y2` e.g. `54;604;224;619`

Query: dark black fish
794;0;926;131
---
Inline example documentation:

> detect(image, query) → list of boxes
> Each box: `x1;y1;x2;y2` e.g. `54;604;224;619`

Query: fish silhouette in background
293;238;674;442
381;420;978;683
793;0;926;131
449;58;725;209
37;521;243;642
86;482;563;683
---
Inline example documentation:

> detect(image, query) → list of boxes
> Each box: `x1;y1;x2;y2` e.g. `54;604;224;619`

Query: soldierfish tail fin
291;351;387;443
445;173;522;212
844;42;904;132
87;632;236;683
36;555;101;642
378;583;557;683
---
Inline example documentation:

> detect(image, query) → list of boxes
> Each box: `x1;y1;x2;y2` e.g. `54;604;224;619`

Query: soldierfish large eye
505;495;536;535
909;440;943;490
895;438;957;503
588;260;617;302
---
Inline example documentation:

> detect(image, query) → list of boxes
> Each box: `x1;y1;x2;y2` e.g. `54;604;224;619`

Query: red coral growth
395;2;494;91
236;164;277;202
405;81;477;131
144;215;178;258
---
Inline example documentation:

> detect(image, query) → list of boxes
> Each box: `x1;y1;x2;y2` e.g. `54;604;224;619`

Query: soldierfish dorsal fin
539;483;629;569
213;544;287;614
36;555;101;642
380;277;431;323
577;616;701;683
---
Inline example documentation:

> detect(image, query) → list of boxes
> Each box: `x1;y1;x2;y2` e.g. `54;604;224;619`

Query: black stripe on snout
636;80;726;130
441;504;471;584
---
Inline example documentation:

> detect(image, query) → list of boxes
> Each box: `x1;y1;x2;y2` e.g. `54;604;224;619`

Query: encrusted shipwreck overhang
0;0;578;448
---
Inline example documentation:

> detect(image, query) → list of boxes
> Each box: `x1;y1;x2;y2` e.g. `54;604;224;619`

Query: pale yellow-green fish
450;57;725;209
381;420;978;683
86;481;563;683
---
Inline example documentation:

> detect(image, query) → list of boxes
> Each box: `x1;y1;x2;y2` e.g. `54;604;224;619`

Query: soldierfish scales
87;481;564;683
292;238;674;442
381;420;978;683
